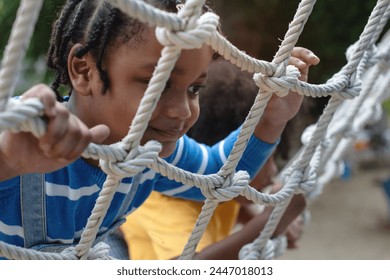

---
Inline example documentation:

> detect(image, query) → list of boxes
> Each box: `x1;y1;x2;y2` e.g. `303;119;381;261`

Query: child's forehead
114;25;154;49
110;26;161;59
137;49;212;78
116;25;213;62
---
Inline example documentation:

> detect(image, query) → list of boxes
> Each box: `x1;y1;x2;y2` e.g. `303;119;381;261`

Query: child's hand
285;215;305;249
289;46;320;82
0;84;110;179
254;47;319;144
266;47;320;123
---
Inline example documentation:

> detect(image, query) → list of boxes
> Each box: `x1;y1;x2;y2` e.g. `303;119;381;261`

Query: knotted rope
0;0;388;260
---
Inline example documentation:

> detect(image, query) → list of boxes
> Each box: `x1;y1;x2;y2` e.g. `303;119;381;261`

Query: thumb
89;124;110;144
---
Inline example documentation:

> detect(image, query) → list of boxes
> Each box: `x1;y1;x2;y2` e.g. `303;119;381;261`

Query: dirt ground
279;163;390;260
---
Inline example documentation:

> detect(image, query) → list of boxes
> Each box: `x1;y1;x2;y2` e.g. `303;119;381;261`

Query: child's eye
188;84;206;96
137;77;151;85
164;80;172;91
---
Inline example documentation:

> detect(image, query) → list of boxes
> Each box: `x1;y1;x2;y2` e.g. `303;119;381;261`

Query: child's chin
159;144;176;158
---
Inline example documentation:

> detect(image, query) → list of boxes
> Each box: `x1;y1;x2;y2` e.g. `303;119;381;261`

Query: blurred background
1;0;388;95
1;0;389;259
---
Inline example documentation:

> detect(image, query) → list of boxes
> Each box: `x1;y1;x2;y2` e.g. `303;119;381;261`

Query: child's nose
163;91;192;120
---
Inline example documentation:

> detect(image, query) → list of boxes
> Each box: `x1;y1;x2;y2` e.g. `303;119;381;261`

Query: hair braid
96;7;120;93
47;0;85;100
82;2;120;93
46;0;216;101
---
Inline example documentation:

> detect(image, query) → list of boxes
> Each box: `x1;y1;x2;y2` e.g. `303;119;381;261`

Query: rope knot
100;140;162;179
253;65;300;97
1;98;46;137
239;237;287;260
204;171;249;202
155;12;219;49
339;80;361;99
87;242;113;260
61;242;112;260
297;176;316;195
327;74;361;100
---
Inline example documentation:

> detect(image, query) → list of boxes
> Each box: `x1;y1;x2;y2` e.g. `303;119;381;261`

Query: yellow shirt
121;191;240;260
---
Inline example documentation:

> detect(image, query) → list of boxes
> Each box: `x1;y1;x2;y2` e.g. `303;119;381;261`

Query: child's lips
148;126;183;142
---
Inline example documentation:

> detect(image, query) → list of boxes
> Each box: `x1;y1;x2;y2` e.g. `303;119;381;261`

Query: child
0;0;319;258
120;59;306;260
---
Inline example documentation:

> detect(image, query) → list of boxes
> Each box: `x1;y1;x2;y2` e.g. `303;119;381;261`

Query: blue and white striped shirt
0;129;275;252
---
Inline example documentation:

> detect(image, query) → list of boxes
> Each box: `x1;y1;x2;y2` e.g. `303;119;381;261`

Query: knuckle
57;104;70;118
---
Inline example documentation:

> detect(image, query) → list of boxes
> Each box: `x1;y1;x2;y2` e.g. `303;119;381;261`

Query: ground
279;163;390;260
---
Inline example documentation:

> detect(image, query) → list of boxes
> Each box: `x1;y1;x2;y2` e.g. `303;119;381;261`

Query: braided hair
46;0;215;101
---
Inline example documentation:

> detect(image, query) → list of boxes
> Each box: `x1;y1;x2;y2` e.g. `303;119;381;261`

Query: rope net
0;0;389;260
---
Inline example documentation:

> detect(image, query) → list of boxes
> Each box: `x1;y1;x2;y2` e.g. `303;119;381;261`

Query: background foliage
0;0;63;93
212;0;389;120
214;0;386;83
0;0;388;102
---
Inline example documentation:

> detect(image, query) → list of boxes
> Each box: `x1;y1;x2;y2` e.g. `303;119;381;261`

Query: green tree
0;0;63;60
0;0;63;94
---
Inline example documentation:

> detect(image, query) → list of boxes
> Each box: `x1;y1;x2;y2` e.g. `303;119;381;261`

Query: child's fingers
63;124;110;160
288;56;309;81
289;47;320;82
291;47;320;66
44;117;89;160
90;124;110;144
38;103;70;154
21;84;57;117
289;56;307;70
21;84;110;160
39;120;110;160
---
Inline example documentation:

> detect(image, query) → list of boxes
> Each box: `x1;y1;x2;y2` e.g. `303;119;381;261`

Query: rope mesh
0;0;389;260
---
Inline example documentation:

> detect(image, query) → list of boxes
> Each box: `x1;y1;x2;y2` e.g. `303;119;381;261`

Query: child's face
76;27;213;158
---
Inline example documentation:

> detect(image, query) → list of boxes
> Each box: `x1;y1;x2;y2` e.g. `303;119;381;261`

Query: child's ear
68;43;95;96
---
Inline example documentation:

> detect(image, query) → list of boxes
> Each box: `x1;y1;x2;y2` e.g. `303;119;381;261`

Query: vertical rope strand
0;0;44;111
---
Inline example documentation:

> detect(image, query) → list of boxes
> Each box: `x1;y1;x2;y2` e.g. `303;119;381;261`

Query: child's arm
191;193;306;259
0;84;109;180
285;215;305;249
253;47;320;144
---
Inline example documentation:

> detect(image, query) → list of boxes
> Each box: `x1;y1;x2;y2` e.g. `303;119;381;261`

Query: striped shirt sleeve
154;128;277;201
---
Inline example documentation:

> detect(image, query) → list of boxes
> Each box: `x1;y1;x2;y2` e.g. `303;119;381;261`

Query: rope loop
99;140;162;179
0;98;45;137
203;170;249;202
253;65;301;97
296;169;316;194
325;73;361;100
239;236;287;260
0;0;388;261
155;12;219;49
61;242;112;260
339;80;361;100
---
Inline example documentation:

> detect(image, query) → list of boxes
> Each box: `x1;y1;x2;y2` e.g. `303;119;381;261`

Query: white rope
0;0;388;260
237;0;390;259
0;0;43;111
